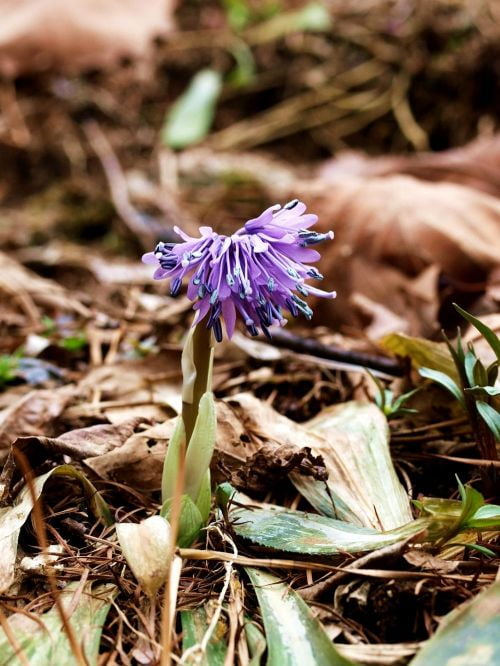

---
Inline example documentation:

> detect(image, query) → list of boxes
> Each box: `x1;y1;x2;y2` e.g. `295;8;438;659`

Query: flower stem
182;322;214;445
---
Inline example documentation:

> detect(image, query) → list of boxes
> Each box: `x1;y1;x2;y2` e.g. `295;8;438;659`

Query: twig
83;120;159;250
177;548;494;582
268;328;403;376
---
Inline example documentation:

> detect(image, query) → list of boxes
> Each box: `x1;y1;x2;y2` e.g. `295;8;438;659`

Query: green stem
181;322;214;445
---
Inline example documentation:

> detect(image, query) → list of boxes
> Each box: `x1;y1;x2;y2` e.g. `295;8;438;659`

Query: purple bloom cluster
143;200;336;341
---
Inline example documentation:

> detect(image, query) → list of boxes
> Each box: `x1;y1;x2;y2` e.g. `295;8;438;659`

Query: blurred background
1;0;499;354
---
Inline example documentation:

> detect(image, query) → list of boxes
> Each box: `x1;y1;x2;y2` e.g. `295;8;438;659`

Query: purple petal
222;299;236;338
153;267;168;279
142;252;159;265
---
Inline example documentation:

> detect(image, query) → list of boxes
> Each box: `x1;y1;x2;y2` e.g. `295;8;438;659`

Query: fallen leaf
313;175;500;281
85;401;244;491
0;0;176;76
379;333;458;380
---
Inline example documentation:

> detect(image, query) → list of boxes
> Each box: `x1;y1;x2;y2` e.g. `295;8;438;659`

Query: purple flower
142;200;336;342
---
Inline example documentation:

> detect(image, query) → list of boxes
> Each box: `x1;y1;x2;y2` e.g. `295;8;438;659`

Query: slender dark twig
268;328;404;376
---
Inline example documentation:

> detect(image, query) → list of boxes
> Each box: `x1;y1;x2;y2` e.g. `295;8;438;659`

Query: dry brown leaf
85;401;245;491
313;175;500;281
18;417;146;460
0;0;176;76
317;135;500;197
404;550;460;573
0;386;74;460
315;254;441;337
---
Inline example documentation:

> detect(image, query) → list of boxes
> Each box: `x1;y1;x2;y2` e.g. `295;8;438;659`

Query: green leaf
454;303;500;362
419;367;465;406
229;502;426;555
459;543;496;558
380;333;459;382
464;350;478;387
409;580;500;665
0;583;115;665
162;494;203;547
465;503;500;530
223;0;251;30
476;401;500;442
0;465;112;593
487;361;499;386
162;69;222;149
161;414;186;506
184;391;216;505
180;605;228;665
59;333;87;351
195;470;212;523
228;43;256;87
246;568;356;666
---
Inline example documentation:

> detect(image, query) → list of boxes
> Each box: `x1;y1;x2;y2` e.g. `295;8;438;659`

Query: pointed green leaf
162;69;222;149
161;414;186;505
454;304;500;362
419;368;465;406
410;580;500;665
465;503;500;529
246;568;355;666
184;391;216;504
476;401;500;441
464;350;478;387
464;386;500;398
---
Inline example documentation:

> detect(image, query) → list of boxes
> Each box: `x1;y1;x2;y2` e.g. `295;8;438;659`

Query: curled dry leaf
86;401;244;491
0;417;148;501
313;175;500;281
0;0;176;76
0;465;111;592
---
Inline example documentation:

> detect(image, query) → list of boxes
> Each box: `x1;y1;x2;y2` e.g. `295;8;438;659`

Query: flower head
142;200;336;341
